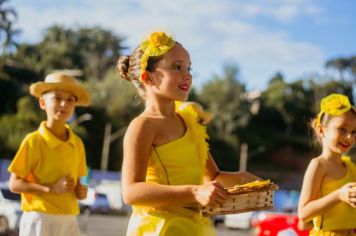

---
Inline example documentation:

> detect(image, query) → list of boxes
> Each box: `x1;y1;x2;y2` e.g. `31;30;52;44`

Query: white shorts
19;211;80;236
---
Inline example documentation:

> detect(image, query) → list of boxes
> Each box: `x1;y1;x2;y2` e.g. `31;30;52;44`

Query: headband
140;32;175;76
314;93;355;127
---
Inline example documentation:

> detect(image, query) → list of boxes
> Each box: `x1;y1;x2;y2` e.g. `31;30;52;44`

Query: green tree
13;25;124;80
350;56;356;78
325;56;355;81
0;96;44;158
0;0;20;55
77;70;142;170
262;73;315;136
199;65;251;170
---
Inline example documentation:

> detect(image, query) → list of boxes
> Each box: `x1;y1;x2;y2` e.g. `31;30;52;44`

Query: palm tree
350;56;356;80
325;58;350;81
0;0;20;55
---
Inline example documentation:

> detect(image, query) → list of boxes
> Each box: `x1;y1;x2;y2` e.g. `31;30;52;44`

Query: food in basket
226;179;279;194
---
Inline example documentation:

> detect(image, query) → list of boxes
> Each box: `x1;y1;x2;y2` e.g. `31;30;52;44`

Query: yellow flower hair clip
314;93;355;127
140;32;175;76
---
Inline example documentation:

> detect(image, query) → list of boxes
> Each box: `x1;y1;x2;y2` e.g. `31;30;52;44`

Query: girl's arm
204;152;261;188
121;118;227;208
298;158;342;223
9;173;76;194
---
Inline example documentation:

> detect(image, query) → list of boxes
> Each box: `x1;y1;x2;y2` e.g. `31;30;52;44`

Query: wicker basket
202;180;278;217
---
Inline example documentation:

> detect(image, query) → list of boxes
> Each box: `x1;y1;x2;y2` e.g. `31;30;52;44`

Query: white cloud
11;0;327;89
231;0;323;23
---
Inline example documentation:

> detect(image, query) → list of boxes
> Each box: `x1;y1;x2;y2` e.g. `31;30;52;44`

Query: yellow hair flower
320;93;351;115
140;32;175;76
314;93;355;127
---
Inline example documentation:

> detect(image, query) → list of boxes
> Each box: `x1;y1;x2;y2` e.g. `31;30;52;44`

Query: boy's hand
75;180;88;200
50;176;76;193
339;182;356;208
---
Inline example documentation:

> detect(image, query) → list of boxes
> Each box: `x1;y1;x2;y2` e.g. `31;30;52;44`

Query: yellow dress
126;106;216;236
310;156;356;236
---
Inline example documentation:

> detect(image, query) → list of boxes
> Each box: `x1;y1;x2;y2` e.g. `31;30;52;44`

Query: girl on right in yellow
298;93;356;236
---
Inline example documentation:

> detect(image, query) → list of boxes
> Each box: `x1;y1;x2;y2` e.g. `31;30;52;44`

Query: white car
0;182;22;230
95;180;126;211
224;211;255;229
79;187;97;213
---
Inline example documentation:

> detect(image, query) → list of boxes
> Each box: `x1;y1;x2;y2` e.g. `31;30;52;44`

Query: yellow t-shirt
312;156;356;232
8;121;87;215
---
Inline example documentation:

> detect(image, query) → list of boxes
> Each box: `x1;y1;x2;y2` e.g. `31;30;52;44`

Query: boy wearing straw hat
8;72;91;236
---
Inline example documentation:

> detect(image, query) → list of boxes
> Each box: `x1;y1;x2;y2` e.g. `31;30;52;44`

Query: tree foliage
325;56;356;81
1;9;355;173
13;25;124;80
199;65;252;170
0;0;20;54
0;96;44;158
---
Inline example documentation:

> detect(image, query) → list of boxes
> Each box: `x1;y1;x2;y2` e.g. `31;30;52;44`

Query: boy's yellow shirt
8;121;87;215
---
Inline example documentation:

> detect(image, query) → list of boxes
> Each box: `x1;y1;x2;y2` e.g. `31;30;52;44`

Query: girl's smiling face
148;43;193;102
321;110;356;154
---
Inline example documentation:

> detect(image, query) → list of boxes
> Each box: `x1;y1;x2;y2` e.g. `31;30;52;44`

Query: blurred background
0;0;355;235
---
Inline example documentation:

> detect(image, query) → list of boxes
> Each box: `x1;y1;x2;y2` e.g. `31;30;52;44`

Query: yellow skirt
126;206;216;236
310;229;356;236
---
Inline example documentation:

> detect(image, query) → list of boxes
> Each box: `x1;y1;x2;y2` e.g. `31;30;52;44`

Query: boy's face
39;90;77;123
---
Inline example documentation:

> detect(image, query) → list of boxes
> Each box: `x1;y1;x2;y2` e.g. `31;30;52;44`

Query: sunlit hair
116;32;177;99
116;47;163;99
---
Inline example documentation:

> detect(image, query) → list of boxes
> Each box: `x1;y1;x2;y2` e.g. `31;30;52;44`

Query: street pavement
78;214;253;236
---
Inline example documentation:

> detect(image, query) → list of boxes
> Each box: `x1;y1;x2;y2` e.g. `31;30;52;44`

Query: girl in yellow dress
116;31;261;236
298;94;356;236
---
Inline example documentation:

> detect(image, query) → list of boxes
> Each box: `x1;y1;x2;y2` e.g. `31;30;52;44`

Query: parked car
224;211;255;229
252;212;309;236
251;189;309;236
79;187;111;214
213;215;225;226
95;180;129;213
79;187;96;213
0;182;22;231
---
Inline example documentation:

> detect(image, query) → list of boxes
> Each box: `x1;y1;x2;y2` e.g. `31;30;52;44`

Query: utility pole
100;122;127;171
239;143;248;171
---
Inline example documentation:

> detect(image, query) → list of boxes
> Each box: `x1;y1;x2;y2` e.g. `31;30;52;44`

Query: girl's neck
320;148;343;163
144;99;176;118
45;120;68;141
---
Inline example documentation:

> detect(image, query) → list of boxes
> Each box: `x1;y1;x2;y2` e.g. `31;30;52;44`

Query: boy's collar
38;121;76;147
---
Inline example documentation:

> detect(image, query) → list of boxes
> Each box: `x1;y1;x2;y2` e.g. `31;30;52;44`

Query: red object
252;212;309;236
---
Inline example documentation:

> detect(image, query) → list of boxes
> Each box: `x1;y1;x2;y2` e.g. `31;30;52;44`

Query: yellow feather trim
175;101;210;171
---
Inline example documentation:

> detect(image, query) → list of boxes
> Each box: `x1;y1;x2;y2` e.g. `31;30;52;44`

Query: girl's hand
75;181;88;200
298;219;313;230
193;181;228;207
50;176;76;193
238;171;262;184
339;182;356;208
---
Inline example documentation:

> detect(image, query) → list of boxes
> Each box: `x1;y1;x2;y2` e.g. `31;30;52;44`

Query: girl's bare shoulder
126;115;160;136
307;156;327;176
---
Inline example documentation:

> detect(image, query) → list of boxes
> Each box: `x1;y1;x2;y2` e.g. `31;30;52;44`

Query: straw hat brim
29;82;91;106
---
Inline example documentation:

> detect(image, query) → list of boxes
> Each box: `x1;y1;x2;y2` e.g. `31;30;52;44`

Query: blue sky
10;0;356;90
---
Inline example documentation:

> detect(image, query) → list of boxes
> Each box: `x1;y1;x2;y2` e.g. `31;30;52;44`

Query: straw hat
29;72;91;106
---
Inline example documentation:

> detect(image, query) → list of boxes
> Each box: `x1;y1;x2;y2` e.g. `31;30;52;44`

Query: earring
141;72;151;83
